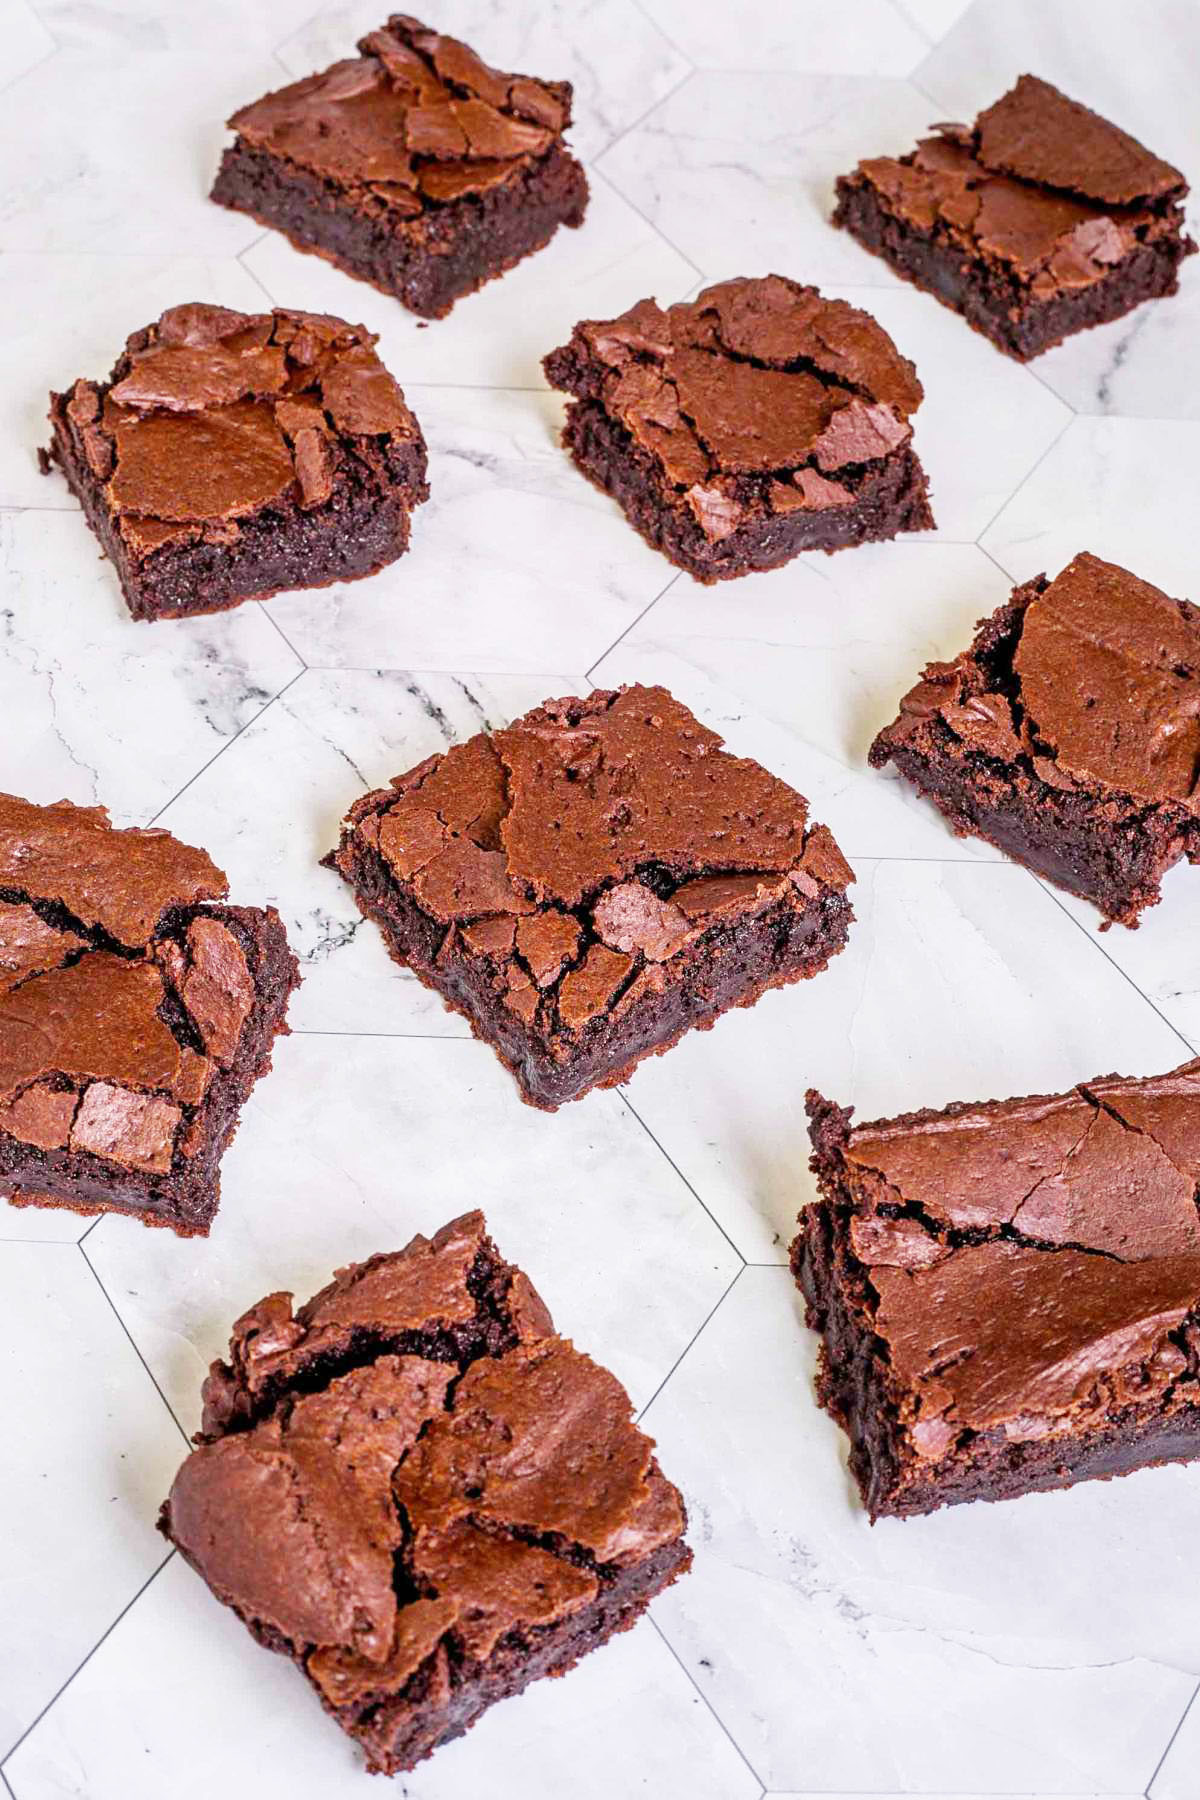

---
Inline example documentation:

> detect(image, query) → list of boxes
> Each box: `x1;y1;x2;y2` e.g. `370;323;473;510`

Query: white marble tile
0;510;302;820
598;72;941;287
1034;259;1200;421
618;858;1190;1262
0;45;284;253
647;1266;1200;1793
0;0;54;91
980;417;1200;599
1038;866;1200;1053
916;0;1200;200
155;667;573;1034
591;546;1015;862
635;0;926;74
893;0;974;43
261;383;674;672
0;1243;184;1761
83;1030;741;1429
32;0;318;56
1150;1690;1200;1799
274;0;692;165
828;284;1073;539
242;171;699;389
4;1554;756;1800
1;251;274;509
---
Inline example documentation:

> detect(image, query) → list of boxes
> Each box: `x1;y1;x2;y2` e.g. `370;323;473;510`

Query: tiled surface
2;3;1199;1798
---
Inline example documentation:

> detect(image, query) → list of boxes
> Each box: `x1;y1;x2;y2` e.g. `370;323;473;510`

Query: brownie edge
160;1210;691;1773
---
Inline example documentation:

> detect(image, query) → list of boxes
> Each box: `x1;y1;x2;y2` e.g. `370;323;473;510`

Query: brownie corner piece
869;550;1200;926
211;15;589;320
44;302;428;622
542;274;933;583
328;683;855;1108
834;72;1196;360
160;1208;691;1774
0;791;298;1236
792;1062;1200;1519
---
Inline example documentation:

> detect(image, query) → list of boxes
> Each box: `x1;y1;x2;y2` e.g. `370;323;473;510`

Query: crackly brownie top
227;13;573;215
0;793;262;1178
544;275;924;543
848;74;1189;299
333;684;853;1038
58;303;421;559
880;551;1200;811
809;1062;1200;1456
166;1211;685;1705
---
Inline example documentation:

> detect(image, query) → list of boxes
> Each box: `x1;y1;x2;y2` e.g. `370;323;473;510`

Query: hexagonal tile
1150;1690;1200;1799
4;1555;757;1800
0;0;54;93
0;1243;184;1760
590;545;1015;861
242;172;699;389
598;72;940;286
154;668;576;1034
646;1267;1198;1791
0;510;302;820
1034;260;1200;420
1;251;276;508
981;416;1200;598
260;383;676;672
636;0;926;72
274;0;691;164
610;856;1189;1262
83;1030;742;1428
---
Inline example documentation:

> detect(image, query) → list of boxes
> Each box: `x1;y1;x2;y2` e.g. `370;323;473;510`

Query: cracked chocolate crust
869;562;1200;926
160;1213;691;1775
326;685;855;1109
0;900;298;1236
793;1075;1200;1519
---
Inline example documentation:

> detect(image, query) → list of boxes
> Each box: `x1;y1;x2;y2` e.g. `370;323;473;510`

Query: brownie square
870;551;1200;927
211;15;589;319
0;793;298;1235
43;303;429;622
327;684;855;1109
543;275;934;583
794;1063;1200;1519
834;73;1196;361
160;1210;691;1773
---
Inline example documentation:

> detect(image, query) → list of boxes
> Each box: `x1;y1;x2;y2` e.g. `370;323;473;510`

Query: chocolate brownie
160;1210;691;1773
326;684;855;1109
834;74;1196;361
794;1063;1200;1518
0;793;298;1235
43;303;428;622
543;275;934;582
869;551;1200;927
211;15;588;319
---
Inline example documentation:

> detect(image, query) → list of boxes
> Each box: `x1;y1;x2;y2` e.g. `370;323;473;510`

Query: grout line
255;598;308;667
1145;1679;1199;1796
234;240;282;306
647;1616;768;1797
628;0;697;77
969;410;1076;551
590;61;697;167
587;163;707;285
146;668;307;826
586;570;683;678
636;1265;745;1424
78;1242;191;1447
1034;879;1198;1059
0;1551;175;1777
617;1090;748;1267
888;0;936;51
1;1766;15;1798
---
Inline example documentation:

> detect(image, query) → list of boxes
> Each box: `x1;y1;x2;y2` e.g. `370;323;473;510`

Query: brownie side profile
211;15;588;319
869;551;1200;926
160;1211;691;1774
43;303;429;622
834;74;1196;360
542;275;933;582
0;794;298;1235
326;684;855;1109
792;1065;1200;1519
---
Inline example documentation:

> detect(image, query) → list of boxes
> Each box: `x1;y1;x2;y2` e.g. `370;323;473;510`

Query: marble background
2;2;1199;1797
